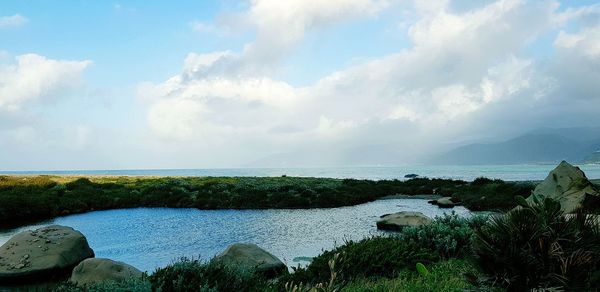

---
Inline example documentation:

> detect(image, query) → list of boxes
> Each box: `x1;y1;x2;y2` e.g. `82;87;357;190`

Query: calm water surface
0;199;469;272
2;164;600;181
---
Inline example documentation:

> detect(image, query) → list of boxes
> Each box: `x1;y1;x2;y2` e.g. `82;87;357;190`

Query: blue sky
1;0;599;170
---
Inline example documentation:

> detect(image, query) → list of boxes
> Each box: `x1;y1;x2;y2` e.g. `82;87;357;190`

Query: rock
213;243;286;277
436;197;458;208
404;174;419;179
530;161;600;213
0;225;94;283
70;258;143;286
376;211;433;231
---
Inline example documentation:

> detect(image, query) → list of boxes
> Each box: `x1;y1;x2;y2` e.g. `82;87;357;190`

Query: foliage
400;213;485;258
149;257;271;292
1;175;532;228
53;277;152;292
415;263;429;277
282;236;438;287
452;179;534;211
285;253;342;292
341;259;493;292
473;195;600;290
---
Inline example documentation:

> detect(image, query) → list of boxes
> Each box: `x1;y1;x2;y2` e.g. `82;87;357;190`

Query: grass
342;259;492;292
0;175;534;229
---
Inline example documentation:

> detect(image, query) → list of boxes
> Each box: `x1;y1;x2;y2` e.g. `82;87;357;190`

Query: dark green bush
474;196;600;290
283;236;439;286
149;258;270;292
400;213;485;259
53;277;152;292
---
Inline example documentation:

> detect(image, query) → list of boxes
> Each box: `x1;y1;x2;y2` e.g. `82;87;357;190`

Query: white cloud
0;14;28;29
0;54;92;110
140;0;600;165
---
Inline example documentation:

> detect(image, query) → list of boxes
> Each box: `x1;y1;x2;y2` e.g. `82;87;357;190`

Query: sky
0;0;599;170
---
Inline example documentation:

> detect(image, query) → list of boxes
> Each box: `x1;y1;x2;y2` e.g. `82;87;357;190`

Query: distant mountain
430;127;600;165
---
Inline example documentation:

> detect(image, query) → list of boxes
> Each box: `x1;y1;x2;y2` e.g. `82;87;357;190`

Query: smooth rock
530;161;600;213
0;225;94;283
376;211;433;231
70;258;143;286
436;197;457;208
213;243;287;277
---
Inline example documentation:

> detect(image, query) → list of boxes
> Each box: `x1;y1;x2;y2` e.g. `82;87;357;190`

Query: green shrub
149;257;271;292
400;213;485;259
342;259;491;292
283;236;438;286
53;277;152;292
473;196;600;290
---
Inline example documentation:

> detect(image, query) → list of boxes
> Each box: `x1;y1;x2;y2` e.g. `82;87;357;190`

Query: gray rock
70;258;143;286
436;197;457;208
0;225;94;282
376;211;433;231
213;243;286;277
530;161;600;213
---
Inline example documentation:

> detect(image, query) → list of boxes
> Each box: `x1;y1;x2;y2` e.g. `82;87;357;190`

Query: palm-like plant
473;195;600;290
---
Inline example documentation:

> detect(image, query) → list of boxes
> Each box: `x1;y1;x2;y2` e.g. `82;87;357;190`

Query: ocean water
0;199;470;272
2;164;600;181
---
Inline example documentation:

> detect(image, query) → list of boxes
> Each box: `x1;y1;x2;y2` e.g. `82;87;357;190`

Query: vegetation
49;200;600;291
150;258;270;292
342;259;488;292
0;175;534;228
473;195;600;290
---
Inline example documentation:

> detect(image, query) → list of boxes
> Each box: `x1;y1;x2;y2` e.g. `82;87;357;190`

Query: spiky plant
473;195;600;290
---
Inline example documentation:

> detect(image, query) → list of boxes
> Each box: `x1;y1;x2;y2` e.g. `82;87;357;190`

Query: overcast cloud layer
1;0;600;169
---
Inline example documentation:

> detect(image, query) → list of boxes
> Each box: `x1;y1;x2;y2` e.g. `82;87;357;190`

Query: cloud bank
139;0;600;166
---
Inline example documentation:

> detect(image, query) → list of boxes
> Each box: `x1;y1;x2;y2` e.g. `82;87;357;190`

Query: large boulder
213;243;286;277
0;225;94;282
530;161;600;213
70;258;143;286
435;197;458;208
376;211;433;231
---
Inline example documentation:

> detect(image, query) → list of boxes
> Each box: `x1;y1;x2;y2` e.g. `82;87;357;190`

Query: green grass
0;175;534;229
342;259;493;292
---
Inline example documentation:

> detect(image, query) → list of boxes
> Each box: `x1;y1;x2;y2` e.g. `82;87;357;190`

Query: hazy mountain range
429;127;600;165
248;127;600;167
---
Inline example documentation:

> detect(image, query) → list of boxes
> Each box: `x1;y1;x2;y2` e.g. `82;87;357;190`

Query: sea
2;164;600;181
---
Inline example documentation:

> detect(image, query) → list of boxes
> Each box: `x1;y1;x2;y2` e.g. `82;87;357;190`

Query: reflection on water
0;199;469;272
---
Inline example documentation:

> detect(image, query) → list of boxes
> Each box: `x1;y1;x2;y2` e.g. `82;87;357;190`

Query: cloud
141;0;600;165
0;54;92;111
0;14;28;29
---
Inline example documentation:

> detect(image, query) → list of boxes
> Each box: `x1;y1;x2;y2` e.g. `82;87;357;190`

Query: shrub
283;236;438;286
342;259;490;292
149;257;271;292
473;196;600;290
54;277;152;292
400;213;485;259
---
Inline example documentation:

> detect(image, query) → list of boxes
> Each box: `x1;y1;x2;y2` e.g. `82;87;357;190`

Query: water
2;164;600;181
0;199;469;272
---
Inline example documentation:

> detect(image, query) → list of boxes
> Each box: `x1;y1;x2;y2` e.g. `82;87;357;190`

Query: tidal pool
0;199;469;272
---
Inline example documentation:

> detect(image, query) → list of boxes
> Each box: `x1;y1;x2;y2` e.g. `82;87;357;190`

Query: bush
473;196;600;290
400;213;485;259
149;258;271;292
342;259;491;292
54;277;152;292
283;236;439;286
